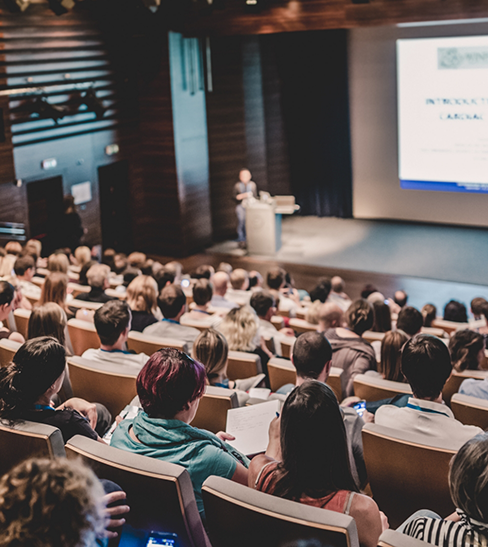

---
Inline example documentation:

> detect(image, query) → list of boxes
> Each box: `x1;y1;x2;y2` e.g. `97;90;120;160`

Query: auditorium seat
13;308;31;339
280;336;296;359
295;308;307;320
288;318;318;334
0;420;65;477
190;385;238;433
362;331;386;344
67;318;100;356
227;350;262;380
378;529;431;547
442;369;488;406
127;331;187;355
202;475;359;547
105;288;126;300
31;276;45;287
0;338;21;367
353;374;412;402
69;298;104;311
68;282;91;299
67;356;137;418
451;393;488;430
65;435;211;547
420;326;446;338
179;318;211;332
432;318;469;335
362;423;456;528
271;315;285;330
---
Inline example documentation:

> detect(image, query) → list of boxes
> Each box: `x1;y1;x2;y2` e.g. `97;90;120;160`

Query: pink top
255;462;354;514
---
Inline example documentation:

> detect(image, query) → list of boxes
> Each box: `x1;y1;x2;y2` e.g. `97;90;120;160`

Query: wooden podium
245;195;298;255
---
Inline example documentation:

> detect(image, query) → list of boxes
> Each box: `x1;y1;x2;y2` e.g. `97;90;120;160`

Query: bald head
318;303;344;331
213;271;229;296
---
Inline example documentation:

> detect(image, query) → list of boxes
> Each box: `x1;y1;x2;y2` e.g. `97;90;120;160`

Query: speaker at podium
245;194;299;255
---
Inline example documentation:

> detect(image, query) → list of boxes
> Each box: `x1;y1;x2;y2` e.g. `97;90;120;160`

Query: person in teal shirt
111;348;249;519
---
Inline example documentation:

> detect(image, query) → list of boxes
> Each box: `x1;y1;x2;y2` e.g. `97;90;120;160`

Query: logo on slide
438;47;488;69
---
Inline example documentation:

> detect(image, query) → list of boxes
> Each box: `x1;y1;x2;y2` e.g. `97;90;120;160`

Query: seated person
450;330;485;372
37;271;74;320
78;259;97;286
277;331;368;488
181;279;222;329
143;284;200;351
0;337;110;442
371;301;391;333
325;299;377;397
365;330;409;383
309;277;332;304
304;300;322;325
192;329;264;406
251;291;293;357
249;381;388;547
128;252;146;270
421;303;437;328
0;280;24;343
226;269;251;306
267;267;300;318
125;275;159;332
193;264;215;280
14;254;41;300
317;302;344;333
394;290;408;308
47;252;69;274
76;264;115;304
209;271;238;310
219;305;273;385
82;301;149;372
443;300;468;323
396;306;423;337
248;270;264;291
327;276;352;312
470;297;488;322
110;348;249;519
74;245;92;269
375;334;483;448
401;433;488;547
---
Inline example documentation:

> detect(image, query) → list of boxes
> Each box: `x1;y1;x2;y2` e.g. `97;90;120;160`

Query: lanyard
162;318;179;325
34;404;55;411
406;402;450;418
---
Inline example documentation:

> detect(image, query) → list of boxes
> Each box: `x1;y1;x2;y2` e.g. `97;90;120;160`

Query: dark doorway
98;161;132;252
26;176;64;255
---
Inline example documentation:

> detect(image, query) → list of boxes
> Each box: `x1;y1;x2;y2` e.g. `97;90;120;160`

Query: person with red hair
110;348;249;519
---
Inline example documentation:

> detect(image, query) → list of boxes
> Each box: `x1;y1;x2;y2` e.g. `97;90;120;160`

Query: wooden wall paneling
206;36;248;242
260;35;292;197
0;96;15;186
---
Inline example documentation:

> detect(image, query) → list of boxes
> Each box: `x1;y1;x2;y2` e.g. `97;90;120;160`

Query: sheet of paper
249;388;271;400
226;399;281;456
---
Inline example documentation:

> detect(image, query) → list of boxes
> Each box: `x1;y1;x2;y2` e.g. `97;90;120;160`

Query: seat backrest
67;356;137;418
327;367;343;402
268;358;296;392
190;385;238;433
68;282;91;298
279;336;296;360
179;318;210;332
105;288;126;300
65;435;211;547
362;330;385;344
362;423;456;528
443;370;488;406
378;529;432;547
451;393;488;429
67;318;100;356
202;475;359;547
0;338;21;367
288;318;318;334
0;420;65;477
420;326;446;338
13;308;31;339
227;350;262;380
432;318;469;335
127;331;187;355
69;299;104;311
270;315;285;330
353;374;412;402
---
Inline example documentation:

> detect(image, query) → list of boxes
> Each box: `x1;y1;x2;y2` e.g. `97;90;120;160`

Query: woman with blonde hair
73;246;91;268
192;328;263;403
219;305;272;386
47;253;69;274
126;275;159;332
38;272;74;319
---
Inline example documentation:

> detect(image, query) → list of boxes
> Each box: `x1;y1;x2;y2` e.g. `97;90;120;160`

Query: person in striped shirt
400;433;488;546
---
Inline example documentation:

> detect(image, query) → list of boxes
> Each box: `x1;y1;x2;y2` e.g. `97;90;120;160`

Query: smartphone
353;401;366;417
181;279;190;288
146;532;178;546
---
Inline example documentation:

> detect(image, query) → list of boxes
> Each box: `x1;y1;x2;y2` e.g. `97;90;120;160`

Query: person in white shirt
317;302;344;333
82;300;149;372
13;255;41;301
209;271;238;311
225;268;251;306
375;334;483;449
250;291;293;357
144;284;200;351
326;276;352;312
181;279;222;329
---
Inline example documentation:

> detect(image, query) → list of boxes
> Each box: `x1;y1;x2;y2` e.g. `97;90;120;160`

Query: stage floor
205;216;488;313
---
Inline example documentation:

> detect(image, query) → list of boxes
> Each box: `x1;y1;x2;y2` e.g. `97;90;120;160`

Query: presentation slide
397;36;488;193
